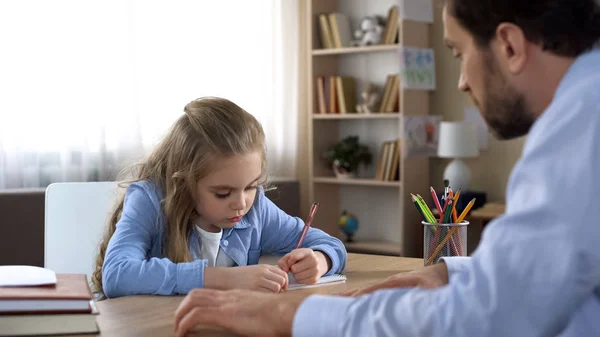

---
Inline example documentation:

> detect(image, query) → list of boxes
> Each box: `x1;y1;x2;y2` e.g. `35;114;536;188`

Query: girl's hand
206;265;288;293
277;248;331;285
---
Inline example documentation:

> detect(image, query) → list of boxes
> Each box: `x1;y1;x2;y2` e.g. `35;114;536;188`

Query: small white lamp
437;121;479;192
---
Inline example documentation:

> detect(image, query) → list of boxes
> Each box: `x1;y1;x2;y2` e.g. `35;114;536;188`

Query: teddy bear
351;16;385;47
356;82;381;113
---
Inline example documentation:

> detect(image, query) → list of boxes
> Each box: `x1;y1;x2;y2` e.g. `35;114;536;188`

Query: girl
92;97;347;299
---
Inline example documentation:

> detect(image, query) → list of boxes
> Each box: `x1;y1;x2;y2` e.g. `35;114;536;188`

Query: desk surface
83;253;423;337
430;203;505;220
470;202;505;221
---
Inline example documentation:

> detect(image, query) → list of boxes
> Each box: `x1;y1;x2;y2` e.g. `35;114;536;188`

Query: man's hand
174;289;309;337
277;248;331;284
340;262;449;296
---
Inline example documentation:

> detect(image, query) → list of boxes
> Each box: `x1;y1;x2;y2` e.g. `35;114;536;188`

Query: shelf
312;44;400;56
313;113;400;120
306;1;432;257
344;241;402;256
313;177;401;187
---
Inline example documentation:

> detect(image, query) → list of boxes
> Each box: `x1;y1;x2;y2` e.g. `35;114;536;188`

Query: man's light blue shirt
293;48;600;337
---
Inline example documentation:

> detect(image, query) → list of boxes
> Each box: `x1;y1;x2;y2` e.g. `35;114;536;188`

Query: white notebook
287;274;346;290
258;255;346;290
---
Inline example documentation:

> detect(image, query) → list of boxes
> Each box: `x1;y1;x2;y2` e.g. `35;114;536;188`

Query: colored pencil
412;194;434;223
430;186;444;222
452;189;463;254
457;198;476;223
426;198;476;265
416;194;436;223
452;189;461;222
411;194;429;222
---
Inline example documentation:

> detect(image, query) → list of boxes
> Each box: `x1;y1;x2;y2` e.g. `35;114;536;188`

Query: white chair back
44;181;123;280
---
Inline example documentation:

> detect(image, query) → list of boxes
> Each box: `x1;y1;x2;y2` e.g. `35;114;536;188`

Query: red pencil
296;202;320;249
430;186;444;222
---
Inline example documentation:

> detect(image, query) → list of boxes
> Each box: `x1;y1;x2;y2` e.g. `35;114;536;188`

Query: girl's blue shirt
102;180;347;298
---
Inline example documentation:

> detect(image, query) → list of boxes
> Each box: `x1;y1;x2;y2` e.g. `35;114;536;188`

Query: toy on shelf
338;210;359;242
356;82;381;113
351;16;385;47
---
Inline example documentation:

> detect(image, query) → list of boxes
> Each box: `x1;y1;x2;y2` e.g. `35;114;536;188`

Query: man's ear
494;23;528;75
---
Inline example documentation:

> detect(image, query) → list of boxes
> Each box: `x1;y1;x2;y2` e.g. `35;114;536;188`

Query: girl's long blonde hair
92;97;268;297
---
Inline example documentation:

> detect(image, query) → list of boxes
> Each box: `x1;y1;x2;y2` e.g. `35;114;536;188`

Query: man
174;0;600;336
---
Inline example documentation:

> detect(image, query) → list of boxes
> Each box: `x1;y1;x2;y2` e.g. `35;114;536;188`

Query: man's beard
478;54;536;140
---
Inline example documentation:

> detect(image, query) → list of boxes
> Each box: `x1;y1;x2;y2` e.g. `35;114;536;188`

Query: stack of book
316;12;352;49
375;139;401;181
315;75;356;114
381;5;399;45
0;266;99;336
380;74;400;113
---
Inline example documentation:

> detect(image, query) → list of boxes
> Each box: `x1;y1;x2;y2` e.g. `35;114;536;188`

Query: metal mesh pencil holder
423;221;468;266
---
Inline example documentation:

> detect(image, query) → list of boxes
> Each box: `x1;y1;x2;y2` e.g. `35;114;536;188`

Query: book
328;13;352;48
375;142;388;180
0;274;93;314
316;76;327;114
335;76;356;113
389;139;401;181
379;74;396;112
383;6;399;44
384;75;400;112
318;14;334;49
383;140;396;180
329;76;338;113
0;300;99;336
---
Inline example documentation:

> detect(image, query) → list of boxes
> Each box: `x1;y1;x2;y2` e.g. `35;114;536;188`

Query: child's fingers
290;255;317;274
265;267;288;290
258;279;286;293
291;267;320;284
277;255;290;272
286;248;311;266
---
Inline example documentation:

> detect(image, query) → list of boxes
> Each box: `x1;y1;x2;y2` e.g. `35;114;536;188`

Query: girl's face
194;150;262;232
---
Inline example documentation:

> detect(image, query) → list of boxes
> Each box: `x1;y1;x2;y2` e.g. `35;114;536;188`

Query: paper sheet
400;0;434;23
288;274;347;290
399;47;436;90
403;115;442;157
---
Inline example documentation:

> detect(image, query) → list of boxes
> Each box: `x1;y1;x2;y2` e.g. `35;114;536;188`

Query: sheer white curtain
0;0;299;189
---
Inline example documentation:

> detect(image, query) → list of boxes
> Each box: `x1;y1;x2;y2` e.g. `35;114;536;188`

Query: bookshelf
313;113;400;120
312;44;400;56
305;0;432;258
313;177;401;187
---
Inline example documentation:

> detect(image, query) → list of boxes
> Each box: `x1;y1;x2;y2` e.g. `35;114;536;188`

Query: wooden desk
81;254;423;337
470;202;505;227
430;202;505;222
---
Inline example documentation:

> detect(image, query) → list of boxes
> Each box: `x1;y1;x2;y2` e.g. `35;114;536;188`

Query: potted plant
322;135;372;179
